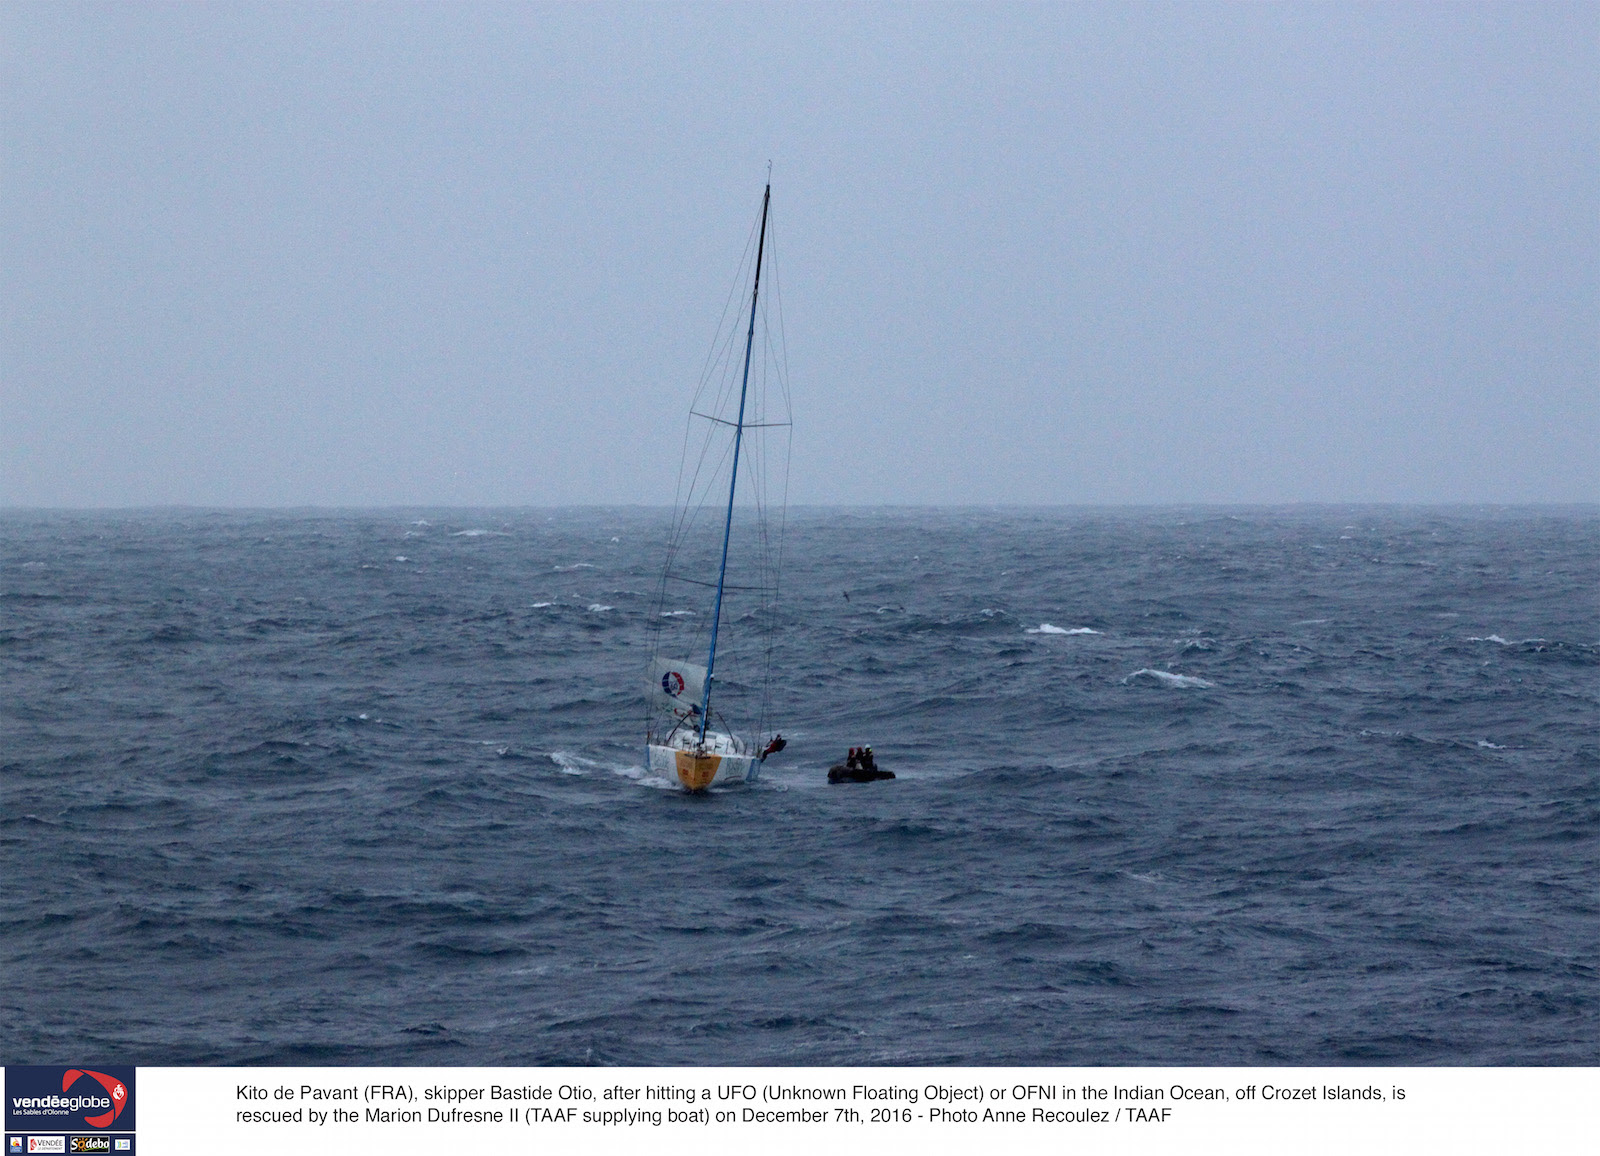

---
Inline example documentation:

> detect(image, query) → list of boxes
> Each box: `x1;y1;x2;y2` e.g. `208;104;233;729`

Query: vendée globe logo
6;1068;133;1133
63;1070;128;1129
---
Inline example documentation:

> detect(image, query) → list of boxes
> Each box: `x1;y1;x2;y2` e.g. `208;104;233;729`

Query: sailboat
645;181;790;791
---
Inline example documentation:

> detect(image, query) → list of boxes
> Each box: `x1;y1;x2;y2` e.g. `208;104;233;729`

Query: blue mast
698;182;771;743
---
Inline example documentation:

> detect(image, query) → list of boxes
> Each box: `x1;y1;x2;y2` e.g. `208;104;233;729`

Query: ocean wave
6;506;1596;1068
1463;636;1596;664
548;751;593;775
414;939;529;960
1122;669;1214;688
1027;624;1101;635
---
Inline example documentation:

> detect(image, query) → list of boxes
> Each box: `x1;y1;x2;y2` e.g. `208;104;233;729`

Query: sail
648;657;706;722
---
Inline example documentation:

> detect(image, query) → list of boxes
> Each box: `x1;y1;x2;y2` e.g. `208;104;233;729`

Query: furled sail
648;657;706;723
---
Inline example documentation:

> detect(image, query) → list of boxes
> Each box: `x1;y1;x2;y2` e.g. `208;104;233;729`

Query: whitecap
1123;668;1214;689
1468;635;1510;644
548;751;593;776
393;555;409;562
529;602;555;608
1292;619;1329;626
554;563;597;571
550;752;678;790
1477;740;1505;750
452;529;509;537
587;604;613;612
1027;624;1101;635
412;520;430;526
660;610;695;617
610;763;680;790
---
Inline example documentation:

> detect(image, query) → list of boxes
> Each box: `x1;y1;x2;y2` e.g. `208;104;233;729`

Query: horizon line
3;500;1597;514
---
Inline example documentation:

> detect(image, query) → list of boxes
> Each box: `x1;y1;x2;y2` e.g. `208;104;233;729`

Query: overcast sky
3;2;1595;506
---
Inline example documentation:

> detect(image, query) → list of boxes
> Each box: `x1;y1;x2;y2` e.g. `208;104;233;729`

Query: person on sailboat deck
760;735;786;761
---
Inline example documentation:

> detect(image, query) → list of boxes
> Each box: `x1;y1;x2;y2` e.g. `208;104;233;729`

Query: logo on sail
649;658;706;720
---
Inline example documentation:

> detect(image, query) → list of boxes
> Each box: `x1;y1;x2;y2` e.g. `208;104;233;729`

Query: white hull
648;731;758;790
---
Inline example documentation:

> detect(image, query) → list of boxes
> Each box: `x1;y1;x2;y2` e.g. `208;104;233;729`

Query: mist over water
3;507;1596;1064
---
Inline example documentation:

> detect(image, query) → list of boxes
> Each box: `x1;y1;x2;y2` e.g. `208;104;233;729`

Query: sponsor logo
113;1146;128;1153
661;670;686;697
70;1140;110;1154
5;1068;135;1136
28;1140;65;1155
9;1138;21;1154
66;1075;125;1131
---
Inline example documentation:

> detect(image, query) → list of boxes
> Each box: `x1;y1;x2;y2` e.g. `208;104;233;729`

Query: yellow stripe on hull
674;750;722;791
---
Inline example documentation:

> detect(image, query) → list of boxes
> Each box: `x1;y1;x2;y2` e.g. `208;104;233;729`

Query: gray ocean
3;506;1596;1065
